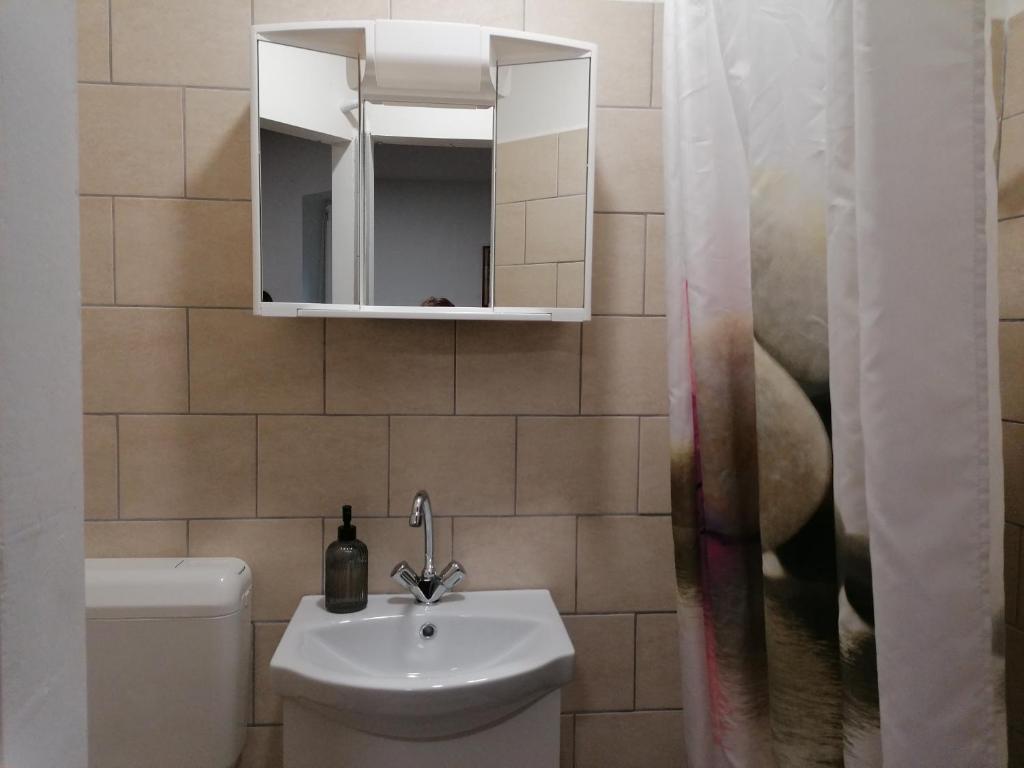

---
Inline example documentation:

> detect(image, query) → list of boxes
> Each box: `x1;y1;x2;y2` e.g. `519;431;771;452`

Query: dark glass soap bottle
325;505;368;613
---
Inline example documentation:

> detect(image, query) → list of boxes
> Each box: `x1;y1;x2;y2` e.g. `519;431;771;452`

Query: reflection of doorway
481;245;491;307
370;142;492;307
301;192;331;303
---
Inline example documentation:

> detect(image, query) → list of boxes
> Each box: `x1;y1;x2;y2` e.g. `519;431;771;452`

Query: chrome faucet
390;491;466;604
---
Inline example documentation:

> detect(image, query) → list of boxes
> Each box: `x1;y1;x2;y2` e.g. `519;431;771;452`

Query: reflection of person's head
420;296;455;307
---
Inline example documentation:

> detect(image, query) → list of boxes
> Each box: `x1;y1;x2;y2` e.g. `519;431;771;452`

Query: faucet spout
410;490;435;580
393;491;466;605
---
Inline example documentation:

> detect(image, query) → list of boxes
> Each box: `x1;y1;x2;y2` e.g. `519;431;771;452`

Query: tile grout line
181;88;188;196
632;611;639;710
80;193;253;203
106;0;113;81
110;196;118;305
649;3;657;107
185;308;191;413
635;417;642;515
322;319;327;415
114;413;121;520
642;215;650;324
513;415;519;515
254;415;260;518
386;414;392;517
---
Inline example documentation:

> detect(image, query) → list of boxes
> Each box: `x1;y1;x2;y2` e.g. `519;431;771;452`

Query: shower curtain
663;0;1007;765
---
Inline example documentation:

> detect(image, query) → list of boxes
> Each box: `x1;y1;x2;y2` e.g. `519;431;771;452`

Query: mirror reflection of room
363;103;494;308
257;41;360;306
493;58;590;309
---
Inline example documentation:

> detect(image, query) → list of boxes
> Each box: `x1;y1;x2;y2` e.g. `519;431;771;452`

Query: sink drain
419;622;437;640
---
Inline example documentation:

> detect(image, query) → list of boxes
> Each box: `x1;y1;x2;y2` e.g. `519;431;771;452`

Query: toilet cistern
390;490;466;604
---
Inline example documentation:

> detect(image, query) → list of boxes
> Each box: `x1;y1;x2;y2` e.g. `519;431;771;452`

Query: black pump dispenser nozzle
339;504;356;541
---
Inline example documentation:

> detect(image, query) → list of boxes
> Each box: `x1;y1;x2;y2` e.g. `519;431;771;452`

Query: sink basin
270;590;575;738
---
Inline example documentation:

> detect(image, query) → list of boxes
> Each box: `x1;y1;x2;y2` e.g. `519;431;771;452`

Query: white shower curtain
663;0;1006;765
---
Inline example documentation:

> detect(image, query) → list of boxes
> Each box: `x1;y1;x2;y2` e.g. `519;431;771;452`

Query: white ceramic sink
270;590;575;738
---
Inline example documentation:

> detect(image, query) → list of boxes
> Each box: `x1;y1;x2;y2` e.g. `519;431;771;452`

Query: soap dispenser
325;505;368;613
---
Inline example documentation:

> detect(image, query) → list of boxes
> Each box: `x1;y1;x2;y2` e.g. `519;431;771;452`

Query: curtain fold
663;0;1006;765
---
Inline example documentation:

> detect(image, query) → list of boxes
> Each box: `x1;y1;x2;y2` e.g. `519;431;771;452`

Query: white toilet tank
85;557;252;768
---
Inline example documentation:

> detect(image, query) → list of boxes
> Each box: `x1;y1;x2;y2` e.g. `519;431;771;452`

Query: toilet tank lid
85;558;252;619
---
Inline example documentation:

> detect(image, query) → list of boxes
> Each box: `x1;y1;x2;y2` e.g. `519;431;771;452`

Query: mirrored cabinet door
257;41;360;306
493;58;591;310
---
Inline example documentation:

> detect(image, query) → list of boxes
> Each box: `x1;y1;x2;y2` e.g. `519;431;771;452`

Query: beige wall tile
495;135;558;204
80;197;114;305
1006;15;1024;118
255;623;287;724
1008;524;1021;627
592;214;644;315
1007;422;1024;527
494;263;557;307
558;128;588;196
259;416;388;517
1002;322;1024;421
78;0;111;82
561;715;574;768
526;0;653;108
79;84;184;196
189;518;322;620
456;322;580;414
392;0;524;27
644;215;665;315
190;310;324;413
185;89;251;200
119;415;256;519
1002;115;1024;219
516;417;638;515
561;614;634;712
85;520;187;557
110;0;250;87
495;202;526;265
575;711;685;768
595;108;663;214
582;316;668;415
557;261;584;309
254;0;389;23
322;516;453;594
84;415;117;520
636;612;682;709
639;417;670;515
326;320;454;414
114;198;252;307
526;195;587;263
452;516;576;610
1002;217;1024;320
390;416;515;516
651;5;663;108
237;726;283;768
577;515;676;612
82;307;188;413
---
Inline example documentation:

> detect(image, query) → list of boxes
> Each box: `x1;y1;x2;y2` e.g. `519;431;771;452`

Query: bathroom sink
270;590;574;738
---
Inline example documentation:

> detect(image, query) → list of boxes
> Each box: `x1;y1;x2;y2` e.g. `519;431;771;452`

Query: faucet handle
438;561;466;590
391;561;428;602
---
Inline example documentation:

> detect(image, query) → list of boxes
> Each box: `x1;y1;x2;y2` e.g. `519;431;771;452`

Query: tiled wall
999;13;1024;766
494;128;587;308
75;2;678;767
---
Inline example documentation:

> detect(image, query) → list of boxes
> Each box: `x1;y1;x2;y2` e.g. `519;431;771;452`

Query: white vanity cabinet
251;20;597;321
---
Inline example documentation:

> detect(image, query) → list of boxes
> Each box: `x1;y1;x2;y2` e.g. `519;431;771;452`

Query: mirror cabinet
251;20;596;321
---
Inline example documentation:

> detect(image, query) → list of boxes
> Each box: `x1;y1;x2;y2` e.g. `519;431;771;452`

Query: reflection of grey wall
372;144;491;307
259;129;331;303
